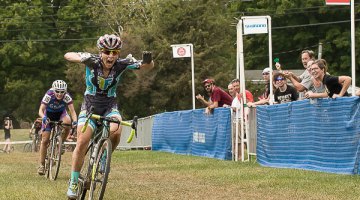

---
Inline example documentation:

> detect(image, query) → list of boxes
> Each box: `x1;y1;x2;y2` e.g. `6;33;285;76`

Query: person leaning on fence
247;67;271;107
305;59;351;99
196;90;212;107
200;79;233;115
227;82;236;98
231;78;254;104
3;116;13;153
281;50;317;99
273;73;298;104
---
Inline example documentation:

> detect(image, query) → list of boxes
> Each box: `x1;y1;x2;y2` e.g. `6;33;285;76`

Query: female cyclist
37;80;77;175
64;34;154;199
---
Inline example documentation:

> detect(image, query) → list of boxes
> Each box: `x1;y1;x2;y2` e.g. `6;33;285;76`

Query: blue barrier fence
152;108;232;160
256;97;360;174
151;97;360;174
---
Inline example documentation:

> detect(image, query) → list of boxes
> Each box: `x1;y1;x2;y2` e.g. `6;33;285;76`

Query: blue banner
152;108;232;160
256;97;360;174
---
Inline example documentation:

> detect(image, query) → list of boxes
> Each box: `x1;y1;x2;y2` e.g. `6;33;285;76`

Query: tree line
0;0;359;125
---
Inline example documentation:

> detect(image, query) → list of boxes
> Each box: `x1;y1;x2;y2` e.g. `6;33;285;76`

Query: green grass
1;130;360;199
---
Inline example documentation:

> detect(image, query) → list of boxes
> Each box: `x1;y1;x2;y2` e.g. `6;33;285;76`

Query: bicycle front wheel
79;144;94;200
49;135;62;180
89;138;112;200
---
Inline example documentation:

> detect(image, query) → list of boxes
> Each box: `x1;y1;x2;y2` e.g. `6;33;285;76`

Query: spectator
273;73;298;104
356;90;360;96
196;93;212;107
282;50;319;99
305;59;351;99
230;79;253;161
231;79;254;104
308;59;326;94
227;82;236;98
200;79;233;114
3;116;13;153
247;67;271;107
29;118;42;139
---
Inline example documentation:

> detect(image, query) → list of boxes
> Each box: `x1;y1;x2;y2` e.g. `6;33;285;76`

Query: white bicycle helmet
97;34;122;50
52;80;67;91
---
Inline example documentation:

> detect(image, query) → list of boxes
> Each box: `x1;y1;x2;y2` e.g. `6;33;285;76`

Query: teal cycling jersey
82;54;140;97
80;53;141;115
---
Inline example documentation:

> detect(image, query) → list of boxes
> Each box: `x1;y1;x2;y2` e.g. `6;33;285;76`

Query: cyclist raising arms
37;80;78;175
64;34;154;199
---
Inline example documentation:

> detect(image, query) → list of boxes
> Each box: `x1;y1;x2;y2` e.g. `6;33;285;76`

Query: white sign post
171;44;195;110
236;16;272;162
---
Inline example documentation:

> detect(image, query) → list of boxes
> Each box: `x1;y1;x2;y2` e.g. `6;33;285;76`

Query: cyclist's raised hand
142;51;152;64
140;51;154;70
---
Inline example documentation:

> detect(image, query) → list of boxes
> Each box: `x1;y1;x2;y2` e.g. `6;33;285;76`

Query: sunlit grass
1;130;360;199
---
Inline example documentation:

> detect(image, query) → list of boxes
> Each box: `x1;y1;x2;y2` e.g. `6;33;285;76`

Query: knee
41;138;49;145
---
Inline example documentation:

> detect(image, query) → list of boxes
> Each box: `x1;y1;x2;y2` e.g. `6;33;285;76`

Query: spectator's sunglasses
275;77;285;81
204;84;212;88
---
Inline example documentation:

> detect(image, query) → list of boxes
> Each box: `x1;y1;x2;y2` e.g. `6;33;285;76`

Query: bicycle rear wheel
23;143;32;152
33;135;41;152
89;138;112;200
49;135;62;180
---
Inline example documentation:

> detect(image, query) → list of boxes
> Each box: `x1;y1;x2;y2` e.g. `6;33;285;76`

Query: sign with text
325;0;350;5
171;44;191;58
243;18;268;35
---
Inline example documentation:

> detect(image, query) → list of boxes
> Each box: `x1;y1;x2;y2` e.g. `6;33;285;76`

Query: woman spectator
305;59;351;99
3;116;13;153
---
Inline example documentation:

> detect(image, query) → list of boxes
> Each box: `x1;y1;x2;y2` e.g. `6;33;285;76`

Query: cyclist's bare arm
38;104;46;118
67;104;78;123
64;52;87;63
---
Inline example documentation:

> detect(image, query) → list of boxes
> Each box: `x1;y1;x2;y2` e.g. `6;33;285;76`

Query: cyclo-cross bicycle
77;111;138;200
23;128;41;152
44;121;72;180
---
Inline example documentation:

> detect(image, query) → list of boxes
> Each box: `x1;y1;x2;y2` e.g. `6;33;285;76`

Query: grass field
1;130;360;200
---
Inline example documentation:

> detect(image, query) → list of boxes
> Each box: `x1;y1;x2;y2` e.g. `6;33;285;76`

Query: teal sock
70;171;80;184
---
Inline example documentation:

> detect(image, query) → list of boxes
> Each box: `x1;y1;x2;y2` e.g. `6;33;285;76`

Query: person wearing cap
247;67;271;107
273;73;298;104
198;79;232;114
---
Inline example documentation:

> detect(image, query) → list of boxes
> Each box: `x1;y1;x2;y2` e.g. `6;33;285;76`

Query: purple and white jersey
41;89;73;113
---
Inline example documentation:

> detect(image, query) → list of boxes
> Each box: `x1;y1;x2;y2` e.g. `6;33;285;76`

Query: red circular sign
177;47;186;56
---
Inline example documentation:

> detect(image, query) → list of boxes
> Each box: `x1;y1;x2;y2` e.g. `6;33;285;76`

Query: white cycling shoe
67;181;78;199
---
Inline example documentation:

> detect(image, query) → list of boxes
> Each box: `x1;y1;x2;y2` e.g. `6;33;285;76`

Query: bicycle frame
78;112;137;200
45;121;70;180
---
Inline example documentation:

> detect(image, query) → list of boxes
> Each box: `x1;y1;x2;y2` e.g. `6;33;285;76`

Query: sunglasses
204;84;211;88
102;50;120;56
262;72;269;75
55;90;65;94
276;78;285;81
